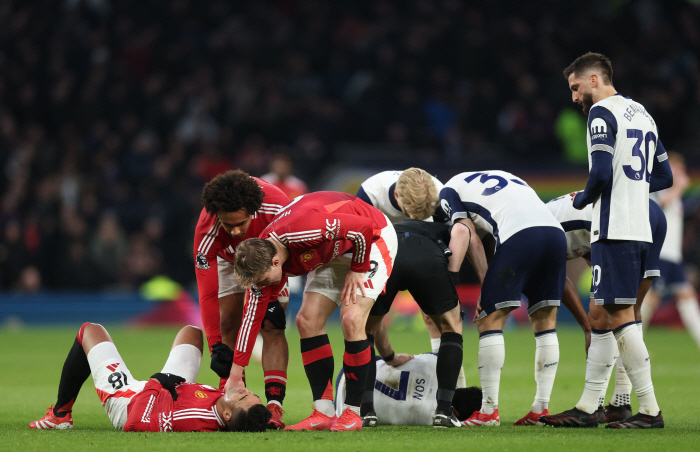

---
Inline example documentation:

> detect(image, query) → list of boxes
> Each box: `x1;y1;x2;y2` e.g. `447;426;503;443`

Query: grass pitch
1;323;699;451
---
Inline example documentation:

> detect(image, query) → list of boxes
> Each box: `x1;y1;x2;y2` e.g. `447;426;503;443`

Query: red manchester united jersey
193;177;290;355
124;381;226;432
260;191;389;275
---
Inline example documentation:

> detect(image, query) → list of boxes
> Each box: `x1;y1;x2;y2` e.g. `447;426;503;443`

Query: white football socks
576;330;616;414
314;399;335;417
615;322;660;416
532;330;559;413
478;331;505;415
678;298;700;350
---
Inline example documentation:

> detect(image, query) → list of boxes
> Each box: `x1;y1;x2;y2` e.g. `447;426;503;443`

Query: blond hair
233;238;277;286
396;168;439;220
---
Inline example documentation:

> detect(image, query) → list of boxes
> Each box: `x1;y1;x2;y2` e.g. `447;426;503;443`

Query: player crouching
30;323;270;432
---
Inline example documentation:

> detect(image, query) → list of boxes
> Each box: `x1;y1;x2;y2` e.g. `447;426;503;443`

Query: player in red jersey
232;192;398;431
29;323;270;432
195;170;290;427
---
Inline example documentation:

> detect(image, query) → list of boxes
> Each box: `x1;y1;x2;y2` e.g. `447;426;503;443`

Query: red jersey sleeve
193;209;226;351
124;380;164;432
233;278;287;367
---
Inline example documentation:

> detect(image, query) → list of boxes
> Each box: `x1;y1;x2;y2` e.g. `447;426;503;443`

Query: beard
581;91;594;115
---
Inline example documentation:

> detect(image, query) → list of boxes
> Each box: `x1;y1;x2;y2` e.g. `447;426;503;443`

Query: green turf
1;324;699;451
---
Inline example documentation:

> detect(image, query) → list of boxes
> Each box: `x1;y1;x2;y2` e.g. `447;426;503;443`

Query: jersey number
108;371;129;390
374;371;410;401
623;129;656;182
464;172;526;196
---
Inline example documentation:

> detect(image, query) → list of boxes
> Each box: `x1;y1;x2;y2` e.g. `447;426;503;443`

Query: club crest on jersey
590;118;607;140
194;390;208;399
324;219;340;240
196;252;210;270
300;251;315;262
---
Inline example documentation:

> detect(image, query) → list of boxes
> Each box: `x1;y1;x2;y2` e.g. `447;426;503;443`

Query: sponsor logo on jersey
196;252;210;270
324;219;340;240
590;118;608;140
106;363;119;372
251;284;263;297
194;390;208;399
300;251;315;262
332;241;341;259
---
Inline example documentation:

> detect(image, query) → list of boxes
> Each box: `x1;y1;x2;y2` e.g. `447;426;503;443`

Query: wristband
382;351;395;362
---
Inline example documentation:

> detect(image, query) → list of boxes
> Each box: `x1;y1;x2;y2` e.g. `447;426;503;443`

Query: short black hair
227;404;271;432
563;52;613;85
452;386;483;422
201;170;264;215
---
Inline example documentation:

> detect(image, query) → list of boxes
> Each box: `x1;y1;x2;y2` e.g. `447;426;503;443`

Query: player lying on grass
30;323;270;432
361;219;478;428
196;170;290;428
233;191;397;431
356;168;466;389
540;197;666;428
336;353;482;425
440;170;567;427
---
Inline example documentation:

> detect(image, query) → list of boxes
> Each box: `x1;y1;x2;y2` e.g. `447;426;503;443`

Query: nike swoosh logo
310;422;323;427
342;423;356;428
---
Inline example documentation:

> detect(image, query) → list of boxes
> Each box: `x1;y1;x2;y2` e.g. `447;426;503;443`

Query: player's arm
561;275;592;355
572;151;613;209
226;280;287;389
355;185;374;206
123;380;165;432
649;139;673;193
193;228;224;352
372;320;413;367
448;218;487;284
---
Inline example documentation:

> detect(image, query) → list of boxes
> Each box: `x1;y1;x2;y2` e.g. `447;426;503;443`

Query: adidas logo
106;363;119;372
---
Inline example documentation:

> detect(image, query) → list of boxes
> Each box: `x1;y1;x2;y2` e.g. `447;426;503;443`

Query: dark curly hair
201;170;264;215
452;386;483;422
226;404;272;432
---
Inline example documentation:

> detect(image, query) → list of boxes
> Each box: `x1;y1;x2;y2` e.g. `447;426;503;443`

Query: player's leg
676;283;700;350
429;306;463;426
260;297;289;428
605;241;663;428
160;325;204;383
213;260;246;388
30;323;108;429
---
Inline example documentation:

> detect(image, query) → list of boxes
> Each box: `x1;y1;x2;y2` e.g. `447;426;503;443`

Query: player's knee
261;319;284;337
176;325;204;352
295;311;321;336
340;310;365;336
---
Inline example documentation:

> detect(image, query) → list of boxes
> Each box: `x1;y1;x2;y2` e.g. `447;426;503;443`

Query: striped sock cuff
534;329;556;337
479;329;503;338
264;370;287;385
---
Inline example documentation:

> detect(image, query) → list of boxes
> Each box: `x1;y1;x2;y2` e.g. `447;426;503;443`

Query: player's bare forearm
224;363;246;392
447;219;471;272
373;320;393;358
561;276;591;354
465;227;488;284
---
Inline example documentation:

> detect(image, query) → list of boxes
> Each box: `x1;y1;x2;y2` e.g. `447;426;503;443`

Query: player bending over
542;196;666;426
539;52;672;429
336;354;482;426
357;168;467;388
195;170;290;427
440;170;567;427
361;219;479;428
30;323;270;432
233;191;398;431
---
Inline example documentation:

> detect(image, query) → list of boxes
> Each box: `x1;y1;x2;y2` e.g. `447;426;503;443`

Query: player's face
219;208;252;239
256;261;283;287
226;387;262;410
568;73;594;115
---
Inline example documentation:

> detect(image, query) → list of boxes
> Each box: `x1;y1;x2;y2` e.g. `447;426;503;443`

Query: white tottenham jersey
546;195;593;260
651;192;683;263
440;171;562;246
335;354;438;425
358;170;444;223
586;94;667;243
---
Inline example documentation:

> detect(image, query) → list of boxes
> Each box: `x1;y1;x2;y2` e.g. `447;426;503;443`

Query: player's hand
210;342;234;378
224;363;246;392
385;353;414;367
341;270;366;305
473;295;482;323
150;373;186;401
584;329;592;358
570;191;586;210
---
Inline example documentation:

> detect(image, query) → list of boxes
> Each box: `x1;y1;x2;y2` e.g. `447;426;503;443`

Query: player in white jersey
440;170;567;427
335;354;481;425
541;52;672;429
544;195;667;425
356;168;467;389
643;152;700;351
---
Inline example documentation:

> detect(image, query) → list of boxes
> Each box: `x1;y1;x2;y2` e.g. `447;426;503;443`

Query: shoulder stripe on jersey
236;289;260;354
346;231;367;263
197;220;218;253
141;395;156;423
173;408;216;415
261;203;283;210
212;406;225;427
280;230;323;238
198;220;222;255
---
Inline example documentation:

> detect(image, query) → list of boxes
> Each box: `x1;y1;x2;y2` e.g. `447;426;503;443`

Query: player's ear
222;407;233;423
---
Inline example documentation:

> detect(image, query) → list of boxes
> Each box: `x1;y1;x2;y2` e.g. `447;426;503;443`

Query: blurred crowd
1;0;700;292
